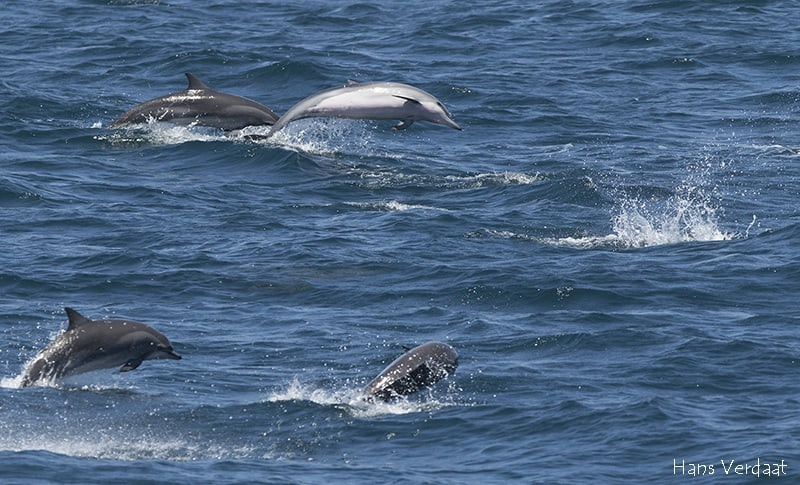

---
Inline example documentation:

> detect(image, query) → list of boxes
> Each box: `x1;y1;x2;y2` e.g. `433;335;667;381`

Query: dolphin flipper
393;120;415;130
120;358;144;372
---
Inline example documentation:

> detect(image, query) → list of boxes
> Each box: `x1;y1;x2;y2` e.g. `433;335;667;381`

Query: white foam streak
0;375;25;389
345;200;446;212
98;121;226;146
0;434;205;461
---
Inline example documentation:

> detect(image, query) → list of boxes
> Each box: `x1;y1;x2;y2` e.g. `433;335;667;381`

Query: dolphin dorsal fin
65;307;92;331
185;72;210;91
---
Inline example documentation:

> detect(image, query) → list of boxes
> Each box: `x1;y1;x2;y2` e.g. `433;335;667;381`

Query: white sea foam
0;375;25;389
265;377;460;418
538;200;732;250
448;171;543;186
539;155;737;249
489;180;735;250
97;120;227;146
345;200;447;212
351;169;543;192
607;187;732;247
0;429;252;461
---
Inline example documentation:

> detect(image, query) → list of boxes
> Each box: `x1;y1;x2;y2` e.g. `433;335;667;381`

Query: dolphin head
391;89;462;131
117;325;181;372
143;333;182;361
417;98;462;131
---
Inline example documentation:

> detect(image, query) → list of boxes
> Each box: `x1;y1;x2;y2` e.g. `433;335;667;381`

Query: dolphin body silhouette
109;73;278;131
266;81;462;137
363;342;458;402
21;308;181;387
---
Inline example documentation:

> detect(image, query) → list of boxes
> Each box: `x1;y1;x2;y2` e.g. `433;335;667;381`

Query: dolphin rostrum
20;307;181;387
363;342;458;402
266;81;462;137
109;73;279;131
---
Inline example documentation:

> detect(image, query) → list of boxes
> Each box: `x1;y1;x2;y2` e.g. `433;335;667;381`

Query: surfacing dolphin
266;81;462;137
363;342;458;402
109;73;279;131
21;307;181;387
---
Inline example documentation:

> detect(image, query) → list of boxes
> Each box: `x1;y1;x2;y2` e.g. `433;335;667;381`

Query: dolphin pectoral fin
392;95;422;105
239;133;271;141
392;120;415;130
120;358;143;372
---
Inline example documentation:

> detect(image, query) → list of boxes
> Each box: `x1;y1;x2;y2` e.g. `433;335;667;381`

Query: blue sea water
1;1;799;483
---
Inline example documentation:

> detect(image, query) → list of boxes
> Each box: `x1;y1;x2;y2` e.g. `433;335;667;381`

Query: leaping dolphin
109;73;279;131
363;342;458;402
21;307;181;387
266;81;462;137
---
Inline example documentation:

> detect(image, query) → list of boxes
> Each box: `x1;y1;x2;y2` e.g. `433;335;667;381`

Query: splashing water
98;118;374;157
244;119;375;157
265;377;461;418
538;176;735;250
97;121;226;147
609;182;732;248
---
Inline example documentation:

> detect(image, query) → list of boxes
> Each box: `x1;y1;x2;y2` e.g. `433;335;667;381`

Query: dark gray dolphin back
109;73;278;131
364;341;458;401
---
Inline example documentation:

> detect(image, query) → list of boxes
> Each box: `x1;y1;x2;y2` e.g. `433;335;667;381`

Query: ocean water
1;1;799;483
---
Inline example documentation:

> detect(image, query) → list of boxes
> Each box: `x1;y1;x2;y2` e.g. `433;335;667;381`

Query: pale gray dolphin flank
21;308;181;387
109;73;279;131
267;81;462;137
363;342;458;402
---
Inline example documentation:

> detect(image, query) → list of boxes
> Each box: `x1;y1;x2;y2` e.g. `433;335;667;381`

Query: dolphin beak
159;347;182;360
443;117;462;131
